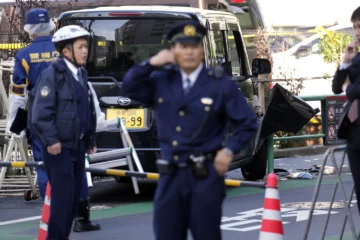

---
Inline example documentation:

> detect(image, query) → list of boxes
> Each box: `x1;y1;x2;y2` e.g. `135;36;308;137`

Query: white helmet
52;25;90;51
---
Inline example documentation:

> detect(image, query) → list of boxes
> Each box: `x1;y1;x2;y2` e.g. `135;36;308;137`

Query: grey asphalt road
0;151;359;240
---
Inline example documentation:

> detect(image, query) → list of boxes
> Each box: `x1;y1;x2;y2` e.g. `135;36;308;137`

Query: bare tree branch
3;0;75;43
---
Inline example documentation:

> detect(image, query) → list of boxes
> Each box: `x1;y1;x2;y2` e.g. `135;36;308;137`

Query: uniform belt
157;151;217;174
176;151;216;168
178;162;188;168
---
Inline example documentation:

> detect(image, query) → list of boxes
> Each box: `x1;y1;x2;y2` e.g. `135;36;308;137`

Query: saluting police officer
122;21;258;240
31;25;97;239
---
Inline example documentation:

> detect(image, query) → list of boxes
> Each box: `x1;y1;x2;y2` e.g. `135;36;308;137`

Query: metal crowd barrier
0;119;10;160
0;134;37;200
0;58;15;116
303;145;359;240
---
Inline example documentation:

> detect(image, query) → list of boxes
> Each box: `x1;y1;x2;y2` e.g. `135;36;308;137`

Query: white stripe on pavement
0;216;41;226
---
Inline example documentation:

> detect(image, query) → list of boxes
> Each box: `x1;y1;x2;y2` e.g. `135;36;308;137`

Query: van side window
211;31;227;67
203;34;213;67
227;31;241;76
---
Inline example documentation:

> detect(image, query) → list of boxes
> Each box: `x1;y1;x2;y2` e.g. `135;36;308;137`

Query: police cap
167;21;207;44
25;8;50;25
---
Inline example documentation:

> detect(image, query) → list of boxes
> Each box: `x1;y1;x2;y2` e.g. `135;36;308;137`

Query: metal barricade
0;58;14;117
303;145;359;240
0;134;38;200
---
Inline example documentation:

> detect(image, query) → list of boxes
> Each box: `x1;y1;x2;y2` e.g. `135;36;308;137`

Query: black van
56;6;316;181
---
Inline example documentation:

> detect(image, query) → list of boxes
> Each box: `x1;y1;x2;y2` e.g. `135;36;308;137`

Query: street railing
302;145;359;239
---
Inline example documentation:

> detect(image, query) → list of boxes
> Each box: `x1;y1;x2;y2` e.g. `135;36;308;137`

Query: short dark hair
62;43;73;53
351;6;360;22
55;40;73;53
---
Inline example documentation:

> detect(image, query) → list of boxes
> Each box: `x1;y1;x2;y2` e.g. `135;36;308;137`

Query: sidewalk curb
274;145;332;158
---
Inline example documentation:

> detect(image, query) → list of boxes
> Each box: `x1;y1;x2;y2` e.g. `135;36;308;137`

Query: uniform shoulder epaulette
208;65;225;79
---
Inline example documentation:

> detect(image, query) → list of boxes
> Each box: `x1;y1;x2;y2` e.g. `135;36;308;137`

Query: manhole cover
90;205;112;211
280;202;352;209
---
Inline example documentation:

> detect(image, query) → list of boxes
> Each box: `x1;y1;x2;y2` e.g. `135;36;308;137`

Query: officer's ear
61;48;68;56
62;44;72;55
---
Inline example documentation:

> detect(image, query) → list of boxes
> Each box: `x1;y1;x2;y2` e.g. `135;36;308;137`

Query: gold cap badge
184;25;196;37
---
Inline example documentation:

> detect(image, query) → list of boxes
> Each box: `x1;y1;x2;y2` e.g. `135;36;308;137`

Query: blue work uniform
31;56;97;239
12;35;57;200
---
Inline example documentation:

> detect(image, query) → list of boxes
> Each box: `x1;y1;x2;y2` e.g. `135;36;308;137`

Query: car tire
241;140;268;181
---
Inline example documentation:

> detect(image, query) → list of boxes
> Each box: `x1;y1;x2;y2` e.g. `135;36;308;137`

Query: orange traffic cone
38;182;51;240
259;173;284;240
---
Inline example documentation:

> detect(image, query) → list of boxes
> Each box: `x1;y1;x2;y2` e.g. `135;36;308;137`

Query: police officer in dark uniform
9;9;100;232
332;6;360;212
31;25;97;239
122;21;258;240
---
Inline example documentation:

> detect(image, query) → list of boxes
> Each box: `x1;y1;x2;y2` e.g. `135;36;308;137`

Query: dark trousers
42;141;85;240
80;175;89;200
153;162;226;240
30;134;48;200
347;124;360;212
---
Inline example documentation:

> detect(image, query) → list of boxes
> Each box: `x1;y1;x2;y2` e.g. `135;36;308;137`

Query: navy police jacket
12;36;58;93
122;61;258;163
30;57;97;150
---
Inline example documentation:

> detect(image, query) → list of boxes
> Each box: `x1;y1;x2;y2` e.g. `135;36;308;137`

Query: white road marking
221;219;263;232
0;216;41;226
221;207;340;232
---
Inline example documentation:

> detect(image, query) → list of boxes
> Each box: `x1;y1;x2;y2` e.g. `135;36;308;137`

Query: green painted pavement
0;176;338;239
325;232;355;240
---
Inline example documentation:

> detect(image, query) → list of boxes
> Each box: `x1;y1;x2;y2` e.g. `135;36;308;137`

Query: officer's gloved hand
108;118;120;129
96;118;120;132
14;130;26;139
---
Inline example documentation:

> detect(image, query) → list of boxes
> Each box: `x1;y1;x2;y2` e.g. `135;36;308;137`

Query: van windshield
62;18;186;81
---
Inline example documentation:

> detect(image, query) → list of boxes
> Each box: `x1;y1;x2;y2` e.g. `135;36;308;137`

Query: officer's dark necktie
184;78;191;95
348;99;358;123
77;69;86;89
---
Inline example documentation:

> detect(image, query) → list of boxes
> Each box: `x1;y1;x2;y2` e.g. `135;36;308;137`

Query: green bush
316;26;352;67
